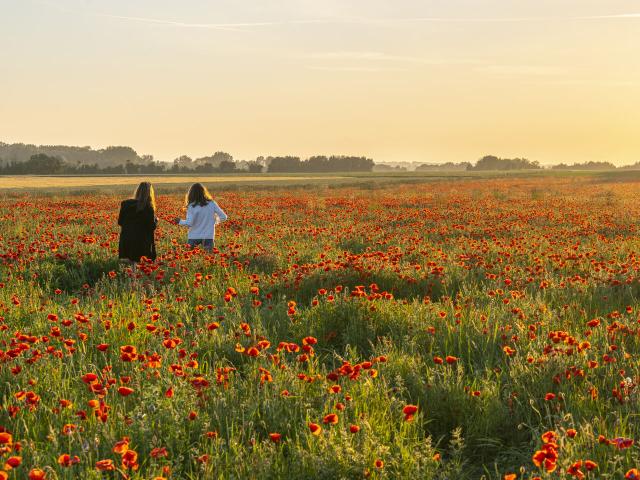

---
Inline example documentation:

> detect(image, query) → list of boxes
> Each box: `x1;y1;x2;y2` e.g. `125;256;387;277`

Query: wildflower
28;470;47;480
323;413;339;425
503;346;516;356
0;432;13;445
308;423;322;435
117;386;134;397
58;454;80;467
95;459;115;471
113;437;130;454
4;456;21;469
121;449;139;470
626;470;640;480
403;404;419;422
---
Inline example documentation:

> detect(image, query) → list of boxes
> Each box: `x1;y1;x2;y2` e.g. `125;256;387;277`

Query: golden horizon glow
1;1;639;165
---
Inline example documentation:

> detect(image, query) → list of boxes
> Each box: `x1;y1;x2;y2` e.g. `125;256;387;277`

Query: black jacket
118;199;157;262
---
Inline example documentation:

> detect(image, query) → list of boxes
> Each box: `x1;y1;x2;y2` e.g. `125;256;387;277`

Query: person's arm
212;201;228;224
145;207;158;231
177;206;193;227
117;202;126;226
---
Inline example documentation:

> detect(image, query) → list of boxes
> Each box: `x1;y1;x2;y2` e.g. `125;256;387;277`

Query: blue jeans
188;238;213;251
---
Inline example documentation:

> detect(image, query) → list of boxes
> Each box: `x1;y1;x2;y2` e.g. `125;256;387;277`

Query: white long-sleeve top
179;201;228;239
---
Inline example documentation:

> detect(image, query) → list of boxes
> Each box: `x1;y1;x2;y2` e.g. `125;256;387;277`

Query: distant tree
25;153;65;174
124;161;141;174
373;164;407;172
194;163;216;173
99;146;141;166
245;161;264;173
468;156;541;171
0;142;150;167
173;155;193;168
551;161;616;170
619;162;640;170
267;155;374;173
267;156;302;172
218;160;237;173
195;151;233;168
307;156;329;172
415;162;471;172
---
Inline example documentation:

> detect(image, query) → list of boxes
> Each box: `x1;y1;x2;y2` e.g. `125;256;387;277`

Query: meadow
1;175;639;479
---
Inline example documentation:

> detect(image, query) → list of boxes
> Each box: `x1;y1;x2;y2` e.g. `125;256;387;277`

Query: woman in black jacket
118;182;158;263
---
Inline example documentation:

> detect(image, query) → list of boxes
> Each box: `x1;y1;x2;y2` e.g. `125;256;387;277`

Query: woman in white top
174;183;228;250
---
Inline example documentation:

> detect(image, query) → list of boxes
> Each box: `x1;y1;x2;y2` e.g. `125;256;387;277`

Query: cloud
306;65;403;72
576;13;640;19
93;13;279;31
309;51;479;64
477;65;565;76
33;0;640;32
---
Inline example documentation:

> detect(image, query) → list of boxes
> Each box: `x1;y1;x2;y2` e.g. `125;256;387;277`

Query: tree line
1;142;634;174
0;154;266;175
266;156;374;173
0;142;151;167
0;142;375;174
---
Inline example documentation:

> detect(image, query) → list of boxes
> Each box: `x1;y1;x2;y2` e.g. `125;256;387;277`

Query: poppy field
1;177;640;479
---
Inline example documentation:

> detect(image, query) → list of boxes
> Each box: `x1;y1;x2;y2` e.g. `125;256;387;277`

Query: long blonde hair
134;182;156;212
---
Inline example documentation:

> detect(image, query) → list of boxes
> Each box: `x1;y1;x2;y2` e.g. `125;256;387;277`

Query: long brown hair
134;182;156;212
185;183;212;207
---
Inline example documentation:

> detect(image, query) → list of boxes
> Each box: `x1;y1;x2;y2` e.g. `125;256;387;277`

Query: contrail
95;13;280;31
98;13;640;29
31;0;640;30
576;13;640;19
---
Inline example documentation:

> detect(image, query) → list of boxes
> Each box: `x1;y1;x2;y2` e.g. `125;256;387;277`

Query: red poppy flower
121;449;139;469
308;423;322;435
28;470;47;480
323;413;339;425
58;454;80;467
81;373;98;384
584;461;597;471
118;386;134;397
0;432;13;445
402;404;419;422
95;460;115;471
113;437;130;454
4;456;21;469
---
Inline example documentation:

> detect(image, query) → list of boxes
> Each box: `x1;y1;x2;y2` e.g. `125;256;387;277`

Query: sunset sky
1;0;639;165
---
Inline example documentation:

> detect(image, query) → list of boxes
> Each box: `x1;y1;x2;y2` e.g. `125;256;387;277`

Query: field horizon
1;169;636;194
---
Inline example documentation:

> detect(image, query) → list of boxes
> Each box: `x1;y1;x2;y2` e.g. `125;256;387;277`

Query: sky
0;0;639;165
